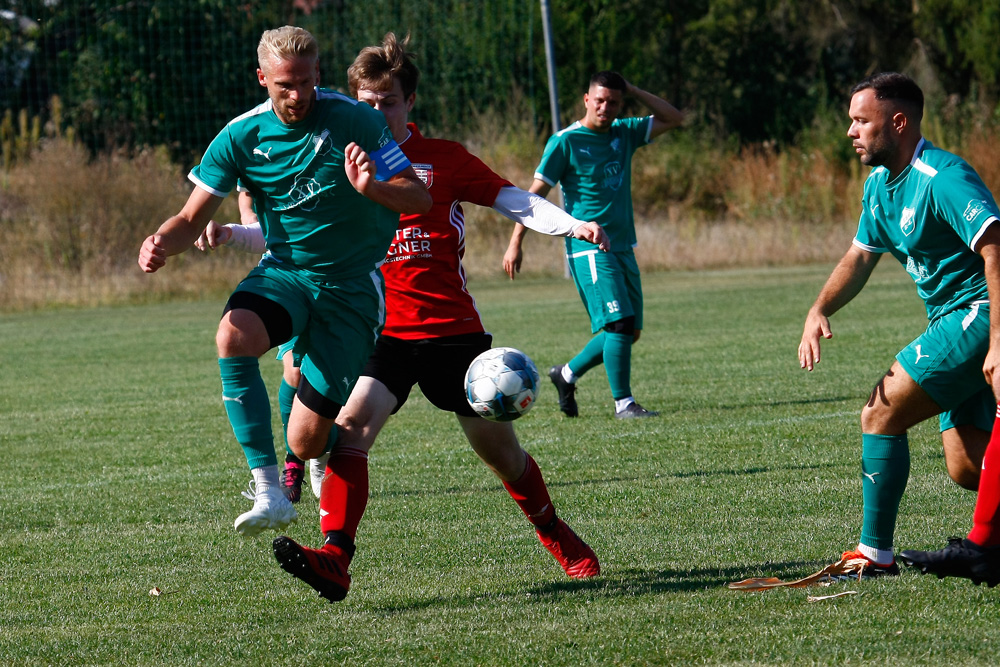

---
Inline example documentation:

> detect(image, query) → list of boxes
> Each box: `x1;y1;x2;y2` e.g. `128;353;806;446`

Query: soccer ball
464;347;541;422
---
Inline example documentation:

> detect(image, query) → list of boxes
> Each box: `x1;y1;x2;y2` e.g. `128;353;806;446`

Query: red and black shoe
273;536;352;602
536;518;600;579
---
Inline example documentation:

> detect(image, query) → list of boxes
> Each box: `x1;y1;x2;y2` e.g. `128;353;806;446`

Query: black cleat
548;365;579;417
900;537;1000;587
273;536;351;602
615;401;659;419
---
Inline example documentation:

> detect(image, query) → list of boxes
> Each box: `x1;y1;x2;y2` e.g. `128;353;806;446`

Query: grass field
3;264;999;665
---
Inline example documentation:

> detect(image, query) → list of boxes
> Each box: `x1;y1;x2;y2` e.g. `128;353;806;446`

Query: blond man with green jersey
504;71;682;419
138;26;430;538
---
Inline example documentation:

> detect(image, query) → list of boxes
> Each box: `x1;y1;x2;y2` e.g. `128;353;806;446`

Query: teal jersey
190;88;410;279
854;139;1000;321
534;116;653;253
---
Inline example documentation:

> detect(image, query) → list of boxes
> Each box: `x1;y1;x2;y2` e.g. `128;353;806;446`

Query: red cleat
537;518;600;579
272;536;351;602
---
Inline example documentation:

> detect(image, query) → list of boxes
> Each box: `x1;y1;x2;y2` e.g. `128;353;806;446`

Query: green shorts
896;301;995;433
232;260;384;406
567;248;644;333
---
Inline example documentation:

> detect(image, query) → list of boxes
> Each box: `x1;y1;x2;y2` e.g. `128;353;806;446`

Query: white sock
615;397;635;413
857;543;894;565
561;365;578;384
252;464;280;491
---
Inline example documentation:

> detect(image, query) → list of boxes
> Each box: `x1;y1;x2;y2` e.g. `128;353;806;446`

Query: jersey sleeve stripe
970;216;999;251
852;238;886;253
187;172;228;198
534;172;557;187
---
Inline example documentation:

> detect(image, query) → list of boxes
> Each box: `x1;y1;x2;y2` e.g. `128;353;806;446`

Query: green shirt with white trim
190;88;409;279
534;116;652;253
854;138;1000;321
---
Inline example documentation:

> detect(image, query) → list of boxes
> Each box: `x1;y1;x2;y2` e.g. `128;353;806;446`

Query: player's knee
604;316;635;337
948;462;981;491
283;365;301;388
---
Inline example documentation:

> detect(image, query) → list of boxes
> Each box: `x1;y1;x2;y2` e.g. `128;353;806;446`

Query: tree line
2;0;999;163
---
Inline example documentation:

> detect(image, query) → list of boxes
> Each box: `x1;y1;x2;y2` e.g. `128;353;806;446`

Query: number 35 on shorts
606;300;621;314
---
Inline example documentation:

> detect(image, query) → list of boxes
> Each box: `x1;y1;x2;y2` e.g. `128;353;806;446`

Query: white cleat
234;481;298;537
310;453;329;499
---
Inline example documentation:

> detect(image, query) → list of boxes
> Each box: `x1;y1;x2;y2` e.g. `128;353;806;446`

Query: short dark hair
348;32;419;99
589;70;626;93
851;72;923;122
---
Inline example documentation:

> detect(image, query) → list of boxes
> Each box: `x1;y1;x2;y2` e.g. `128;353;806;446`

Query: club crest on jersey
412;163;433;188
964;199;988;222
899;207;916;236
603;161;623;191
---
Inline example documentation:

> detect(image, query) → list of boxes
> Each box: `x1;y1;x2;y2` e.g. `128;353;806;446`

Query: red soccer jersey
381;123;512;339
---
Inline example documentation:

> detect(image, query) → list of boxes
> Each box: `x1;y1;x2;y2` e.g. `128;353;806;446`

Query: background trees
2;0;999;161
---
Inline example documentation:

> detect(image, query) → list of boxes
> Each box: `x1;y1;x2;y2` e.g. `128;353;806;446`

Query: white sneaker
234;481;298;537
310;453;329;499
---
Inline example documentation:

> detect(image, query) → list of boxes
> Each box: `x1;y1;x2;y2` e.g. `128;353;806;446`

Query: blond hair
257;26;318;70
347;32;419;98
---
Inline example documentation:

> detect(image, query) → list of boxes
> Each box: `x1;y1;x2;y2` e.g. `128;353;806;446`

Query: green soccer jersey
190;88;410;279
854;138;1000;321
535;116;653;253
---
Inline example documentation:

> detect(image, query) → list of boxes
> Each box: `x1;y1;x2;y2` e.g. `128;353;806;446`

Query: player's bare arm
625;80;684;139
343;141;431;214
139;187;225;273
975;223;1000;393
799;244;880;370
503;179;551;280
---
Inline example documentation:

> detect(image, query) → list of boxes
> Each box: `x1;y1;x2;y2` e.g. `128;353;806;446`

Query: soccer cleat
234;481;298;537
310;453;329;499
830;548;900;580
900;537;1000;587
548;365;579;417
536;518;600;579
273;536;351;602
279;461;305;504
614;401;659;419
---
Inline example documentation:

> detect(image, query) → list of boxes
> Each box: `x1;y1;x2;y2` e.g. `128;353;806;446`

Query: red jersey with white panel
381;123;512;339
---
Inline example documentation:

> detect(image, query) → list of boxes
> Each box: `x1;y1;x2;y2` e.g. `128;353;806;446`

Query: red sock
968;408;1000;547
319;447;369;543
502;453;556;528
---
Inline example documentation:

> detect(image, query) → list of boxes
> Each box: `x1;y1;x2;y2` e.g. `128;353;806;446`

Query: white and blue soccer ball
465;347;541;422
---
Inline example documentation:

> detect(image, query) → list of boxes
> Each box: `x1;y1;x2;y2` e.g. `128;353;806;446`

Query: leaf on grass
727;556;869;591
149;587;162;597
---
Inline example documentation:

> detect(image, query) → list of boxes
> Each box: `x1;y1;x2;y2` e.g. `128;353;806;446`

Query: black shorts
362;332;492;417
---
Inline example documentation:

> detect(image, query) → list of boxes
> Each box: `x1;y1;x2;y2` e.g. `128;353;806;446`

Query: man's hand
194;220;233;252
502;244;522;280
344;142;377;195
798;309;833;371
572;222;609;251
138;234;167;273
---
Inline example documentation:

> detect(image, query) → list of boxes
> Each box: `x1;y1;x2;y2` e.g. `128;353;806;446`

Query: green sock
603;332;633;400
278;378;296;459
859;433;910;551
568;333;606;377
218;356;276;470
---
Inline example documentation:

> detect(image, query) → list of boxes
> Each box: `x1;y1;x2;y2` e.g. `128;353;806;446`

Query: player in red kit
201;33;609;602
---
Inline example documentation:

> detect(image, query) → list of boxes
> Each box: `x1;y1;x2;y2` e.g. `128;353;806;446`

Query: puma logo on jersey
914;345;930;363
253;146;273;161
579;146;592;156
870;203;880;217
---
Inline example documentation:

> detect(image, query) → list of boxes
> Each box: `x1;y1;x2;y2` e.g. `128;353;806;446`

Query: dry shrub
0;138;246;310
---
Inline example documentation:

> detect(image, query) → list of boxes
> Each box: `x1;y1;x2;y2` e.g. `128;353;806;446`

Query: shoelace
241;480;259;501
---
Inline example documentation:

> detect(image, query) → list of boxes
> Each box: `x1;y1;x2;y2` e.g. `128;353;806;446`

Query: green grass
2;264;999;666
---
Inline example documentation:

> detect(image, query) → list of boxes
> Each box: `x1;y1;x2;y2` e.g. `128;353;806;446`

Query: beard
858;132;896;167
